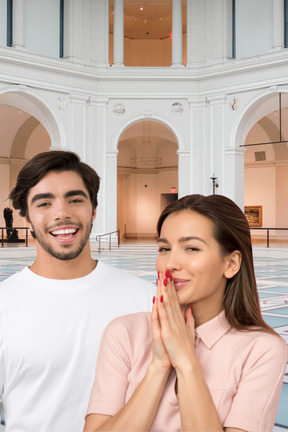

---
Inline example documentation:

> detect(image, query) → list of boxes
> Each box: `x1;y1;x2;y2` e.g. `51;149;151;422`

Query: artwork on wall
244;205;263;227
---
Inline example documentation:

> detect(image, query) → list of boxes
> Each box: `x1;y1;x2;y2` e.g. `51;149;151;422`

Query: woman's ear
224;251;242;279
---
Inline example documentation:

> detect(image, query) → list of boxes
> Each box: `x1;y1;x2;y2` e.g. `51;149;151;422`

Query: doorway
117;119;178;242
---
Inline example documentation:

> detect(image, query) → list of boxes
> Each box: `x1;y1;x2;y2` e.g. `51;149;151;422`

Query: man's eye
70;198;83;203
37;202;50;208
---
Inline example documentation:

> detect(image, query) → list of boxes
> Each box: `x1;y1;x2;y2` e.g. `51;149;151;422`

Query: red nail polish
191;306;193;314
165;270;170;278
160;295;164;303
169;274;173;281
163;278;167;286
153;296;156;304
156;279;158;286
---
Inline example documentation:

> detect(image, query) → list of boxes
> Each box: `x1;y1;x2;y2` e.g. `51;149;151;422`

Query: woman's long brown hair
157;194;277;335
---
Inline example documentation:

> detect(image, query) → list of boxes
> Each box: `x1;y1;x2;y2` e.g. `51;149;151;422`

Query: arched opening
0;87;63;236
117;119;178;243
243;92;288;245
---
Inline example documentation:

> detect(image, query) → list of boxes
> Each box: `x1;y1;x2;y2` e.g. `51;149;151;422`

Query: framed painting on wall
244;205;263;227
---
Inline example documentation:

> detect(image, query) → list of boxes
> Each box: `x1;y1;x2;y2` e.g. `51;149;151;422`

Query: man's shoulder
1;267;29;286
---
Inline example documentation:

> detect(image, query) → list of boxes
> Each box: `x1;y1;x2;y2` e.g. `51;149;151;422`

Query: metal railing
96;230;120;253
1;227;29;247
250;227;288;248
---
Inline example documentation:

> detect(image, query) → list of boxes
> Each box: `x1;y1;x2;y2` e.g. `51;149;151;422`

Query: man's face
25;170;96;261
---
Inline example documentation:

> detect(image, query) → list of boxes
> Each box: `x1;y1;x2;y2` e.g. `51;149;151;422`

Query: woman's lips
172;278;190;290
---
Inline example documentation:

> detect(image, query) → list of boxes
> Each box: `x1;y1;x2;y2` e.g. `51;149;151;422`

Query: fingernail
169;274;173;281
160;295;164;303
163;278;167;287
191;306;193;314
156;279;158;286
165;270;170;278
153;296;156;304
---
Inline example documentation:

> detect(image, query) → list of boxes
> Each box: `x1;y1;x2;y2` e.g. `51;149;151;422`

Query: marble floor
0;244;287;430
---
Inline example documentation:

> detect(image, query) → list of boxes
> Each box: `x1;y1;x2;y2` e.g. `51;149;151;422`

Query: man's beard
30;220;93;261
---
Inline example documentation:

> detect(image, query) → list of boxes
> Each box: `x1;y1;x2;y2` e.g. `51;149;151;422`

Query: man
0;151;156;432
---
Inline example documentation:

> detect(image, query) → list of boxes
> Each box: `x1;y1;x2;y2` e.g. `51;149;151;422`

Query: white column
225;147;246;209
186;0;205;67
206;95;227;196
69;94;88;158
272;0;284;50
12;0;25;49
188;97;208;194
105;151;118;233
172;0;183;67
177;150;191;197
113;0;124;67
87;97;108;236
91;0;110;67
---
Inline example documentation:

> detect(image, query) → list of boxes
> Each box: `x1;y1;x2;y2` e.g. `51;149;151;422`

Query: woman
84;194;287;432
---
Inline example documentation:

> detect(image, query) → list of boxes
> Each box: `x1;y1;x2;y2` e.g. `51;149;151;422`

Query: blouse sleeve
86;316;132;417
224;334;288;432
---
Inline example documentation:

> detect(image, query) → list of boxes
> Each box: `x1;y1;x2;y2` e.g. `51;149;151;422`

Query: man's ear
224;251;242;279
91;208;97;223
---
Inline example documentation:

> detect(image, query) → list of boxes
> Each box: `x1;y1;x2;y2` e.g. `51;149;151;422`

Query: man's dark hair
9;151;100;218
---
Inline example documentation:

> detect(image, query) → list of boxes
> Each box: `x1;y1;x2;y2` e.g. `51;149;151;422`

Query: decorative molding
113;103;126;115
56;96;68;110
171;102;184;114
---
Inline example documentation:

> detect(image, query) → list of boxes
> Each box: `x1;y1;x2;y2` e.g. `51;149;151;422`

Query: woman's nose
165;250;181;272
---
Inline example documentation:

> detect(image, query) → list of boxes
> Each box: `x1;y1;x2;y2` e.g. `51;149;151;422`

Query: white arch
0;84;66;148
232;86;288;148
111;113;184;152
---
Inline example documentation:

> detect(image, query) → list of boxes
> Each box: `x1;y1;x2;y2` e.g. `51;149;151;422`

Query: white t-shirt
0;261;156;432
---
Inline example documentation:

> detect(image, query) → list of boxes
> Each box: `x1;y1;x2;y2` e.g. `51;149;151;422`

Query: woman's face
156;210;236;322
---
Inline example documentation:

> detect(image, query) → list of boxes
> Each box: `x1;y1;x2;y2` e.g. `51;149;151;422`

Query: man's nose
54;200;71;220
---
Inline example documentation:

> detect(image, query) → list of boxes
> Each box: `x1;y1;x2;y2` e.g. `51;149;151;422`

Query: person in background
0;151;155;432
84;194;287;432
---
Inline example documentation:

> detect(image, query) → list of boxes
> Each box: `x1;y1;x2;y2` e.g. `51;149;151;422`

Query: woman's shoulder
104;312;152;339
227;327;288;364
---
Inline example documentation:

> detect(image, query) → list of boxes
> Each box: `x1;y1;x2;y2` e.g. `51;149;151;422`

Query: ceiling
109;0;187;40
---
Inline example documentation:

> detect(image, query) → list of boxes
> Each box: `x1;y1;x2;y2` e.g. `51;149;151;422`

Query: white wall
235;0;273;59
118;169;178;238
25;0;60;58
0;0;7;47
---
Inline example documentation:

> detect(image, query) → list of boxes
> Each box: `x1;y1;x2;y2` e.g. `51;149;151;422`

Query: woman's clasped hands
151;270;196;374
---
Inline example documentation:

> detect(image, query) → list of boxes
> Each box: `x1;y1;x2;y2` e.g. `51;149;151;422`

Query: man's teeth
51;228;77;235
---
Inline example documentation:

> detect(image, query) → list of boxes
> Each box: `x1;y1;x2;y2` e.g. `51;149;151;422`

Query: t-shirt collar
195;310;231;349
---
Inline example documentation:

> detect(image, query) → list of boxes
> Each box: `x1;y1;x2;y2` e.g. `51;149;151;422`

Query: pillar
113;0;124;67
172;0;183;67
272;0;284;50
12;0;25;49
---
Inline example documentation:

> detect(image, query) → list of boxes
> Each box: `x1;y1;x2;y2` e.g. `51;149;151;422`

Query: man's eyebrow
64;190;89;199
30;190;89;205
31;193;54;204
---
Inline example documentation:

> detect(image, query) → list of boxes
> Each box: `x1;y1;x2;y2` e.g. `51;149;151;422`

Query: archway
117;119;178;242
235;89;288;245
0;85;64;231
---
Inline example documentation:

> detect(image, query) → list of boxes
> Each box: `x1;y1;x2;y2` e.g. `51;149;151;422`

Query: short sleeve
86;316;132;417
224;334;288;432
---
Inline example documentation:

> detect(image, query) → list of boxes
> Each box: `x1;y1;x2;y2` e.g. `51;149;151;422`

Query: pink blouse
87;311;288;432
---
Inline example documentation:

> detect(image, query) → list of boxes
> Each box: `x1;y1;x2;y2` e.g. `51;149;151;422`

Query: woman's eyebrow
179;236;207;244
157;236;207;245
